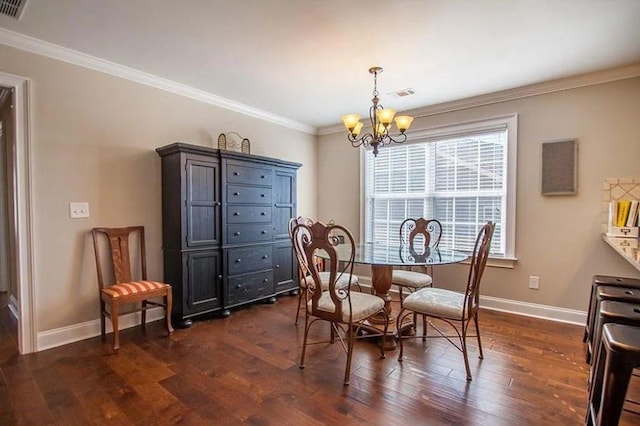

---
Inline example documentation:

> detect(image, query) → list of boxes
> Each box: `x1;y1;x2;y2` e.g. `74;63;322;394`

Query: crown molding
0;27;316;135
319;63;640;136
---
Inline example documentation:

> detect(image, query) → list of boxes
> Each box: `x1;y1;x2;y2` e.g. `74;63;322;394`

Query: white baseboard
36;307;166;351
357;277;586;326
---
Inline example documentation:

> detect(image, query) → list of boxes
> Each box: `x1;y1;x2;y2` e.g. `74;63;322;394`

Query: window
362;114;517;260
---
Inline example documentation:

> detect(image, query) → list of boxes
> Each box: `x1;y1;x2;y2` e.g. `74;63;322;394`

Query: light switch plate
69;202;90;218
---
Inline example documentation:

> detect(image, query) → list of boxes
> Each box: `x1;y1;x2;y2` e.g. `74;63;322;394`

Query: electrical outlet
529;275;540;290
69;202;90;219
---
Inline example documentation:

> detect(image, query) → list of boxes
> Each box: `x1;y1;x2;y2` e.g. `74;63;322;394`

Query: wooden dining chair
92;226;173;352
296;220;388;385
396;221;494;380
392;218;443;306
288;216;359;325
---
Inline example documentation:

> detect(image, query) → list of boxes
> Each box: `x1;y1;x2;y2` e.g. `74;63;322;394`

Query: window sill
460;256;517;269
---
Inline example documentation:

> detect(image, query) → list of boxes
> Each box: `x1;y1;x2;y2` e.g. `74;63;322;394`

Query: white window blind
364;125;511;257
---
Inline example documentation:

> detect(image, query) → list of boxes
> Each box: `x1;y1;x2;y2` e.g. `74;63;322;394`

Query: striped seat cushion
102;281;169;298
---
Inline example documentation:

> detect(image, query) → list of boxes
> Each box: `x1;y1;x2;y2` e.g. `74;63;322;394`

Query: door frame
0;70;35;354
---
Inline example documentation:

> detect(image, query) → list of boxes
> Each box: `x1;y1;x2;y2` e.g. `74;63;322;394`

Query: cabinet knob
263;278;269;283
261;212;266;216
261;230;267;234
234;192;240;196
235;259;242;263
233;171;240;176
234;212;240;216
216;201;221;206
218;275;223;279
262;255;268;259
261;175;265;179
275;264;280;268
234;232;241;236
261;194;265;197
236;284;243;289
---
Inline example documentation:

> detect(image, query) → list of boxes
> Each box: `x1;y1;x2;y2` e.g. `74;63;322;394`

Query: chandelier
341;66;414;157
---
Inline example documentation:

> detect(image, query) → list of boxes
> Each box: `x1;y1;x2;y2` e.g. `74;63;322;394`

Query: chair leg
422;314;428;341
165;290;174;334
379;310;389;359
597;350;634;425
299;313;311;369
474;311;484;359
344;325;357;386
111;300;120;352
100;300;106;340
141;300;147;329
587;339;607;425
461;320;472;381
397;309;407;362
399;286;405;307
295;288;304;325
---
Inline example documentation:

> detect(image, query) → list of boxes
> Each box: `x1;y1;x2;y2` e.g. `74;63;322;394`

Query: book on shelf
610;199;639;229
617;200;631;227
626;200;639;227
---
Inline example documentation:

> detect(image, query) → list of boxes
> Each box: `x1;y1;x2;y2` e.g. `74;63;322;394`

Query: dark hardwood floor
1;291;639;425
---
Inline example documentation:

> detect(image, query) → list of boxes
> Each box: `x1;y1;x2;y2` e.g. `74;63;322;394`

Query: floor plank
2;291;640;424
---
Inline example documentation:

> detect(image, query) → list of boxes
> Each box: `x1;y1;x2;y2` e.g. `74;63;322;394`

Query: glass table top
316;242;468;267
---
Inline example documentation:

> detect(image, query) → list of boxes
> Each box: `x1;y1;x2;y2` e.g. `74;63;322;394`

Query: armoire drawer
227;270;274;306
227;185;272;205
226;205;272;224
227;245;273;275
227;224;273;244
226;163;273;187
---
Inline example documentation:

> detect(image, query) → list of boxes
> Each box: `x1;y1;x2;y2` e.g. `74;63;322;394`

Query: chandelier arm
383;132;408;145
347;132;374;148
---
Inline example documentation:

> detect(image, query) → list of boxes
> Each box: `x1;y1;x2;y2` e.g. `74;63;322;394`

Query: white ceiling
1;0;639;132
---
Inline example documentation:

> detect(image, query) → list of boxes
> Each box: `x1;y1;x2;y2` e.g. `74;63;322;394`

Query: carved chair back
294;221;356;324
92;226;147;290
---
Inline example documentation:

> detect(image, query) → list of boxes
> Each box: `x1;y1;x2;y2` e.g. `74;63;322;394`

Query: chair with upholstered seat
92;226;173;352
296;220;388;385
392;218;443;306
288;216;359;324
396;221;494;380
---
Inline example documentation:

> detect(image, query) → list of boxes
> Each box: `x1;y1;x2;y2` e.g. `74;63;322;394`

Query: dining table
317;242;469;349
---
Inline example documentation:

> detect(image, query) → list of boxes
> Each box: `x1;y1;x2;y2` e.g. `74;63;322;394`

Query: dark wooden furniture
156;143;301;327
587;323;640;426
585;275;640;360
91;226;173;351
589;301;640;386
587;285;640;364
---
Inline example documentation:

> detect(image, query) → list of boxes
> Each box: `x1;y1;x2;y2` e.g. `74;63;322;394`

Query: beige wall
0;44;318;332
318;77;640;312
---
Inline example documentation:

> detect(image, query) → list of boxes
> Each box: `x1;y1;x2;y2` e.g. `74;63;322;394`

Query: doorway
0;71;35;354
0;87;17;356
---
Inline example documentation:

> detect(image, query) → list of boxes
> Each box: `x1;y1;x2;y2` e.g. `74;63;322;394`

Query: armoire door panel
186;159;220;247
